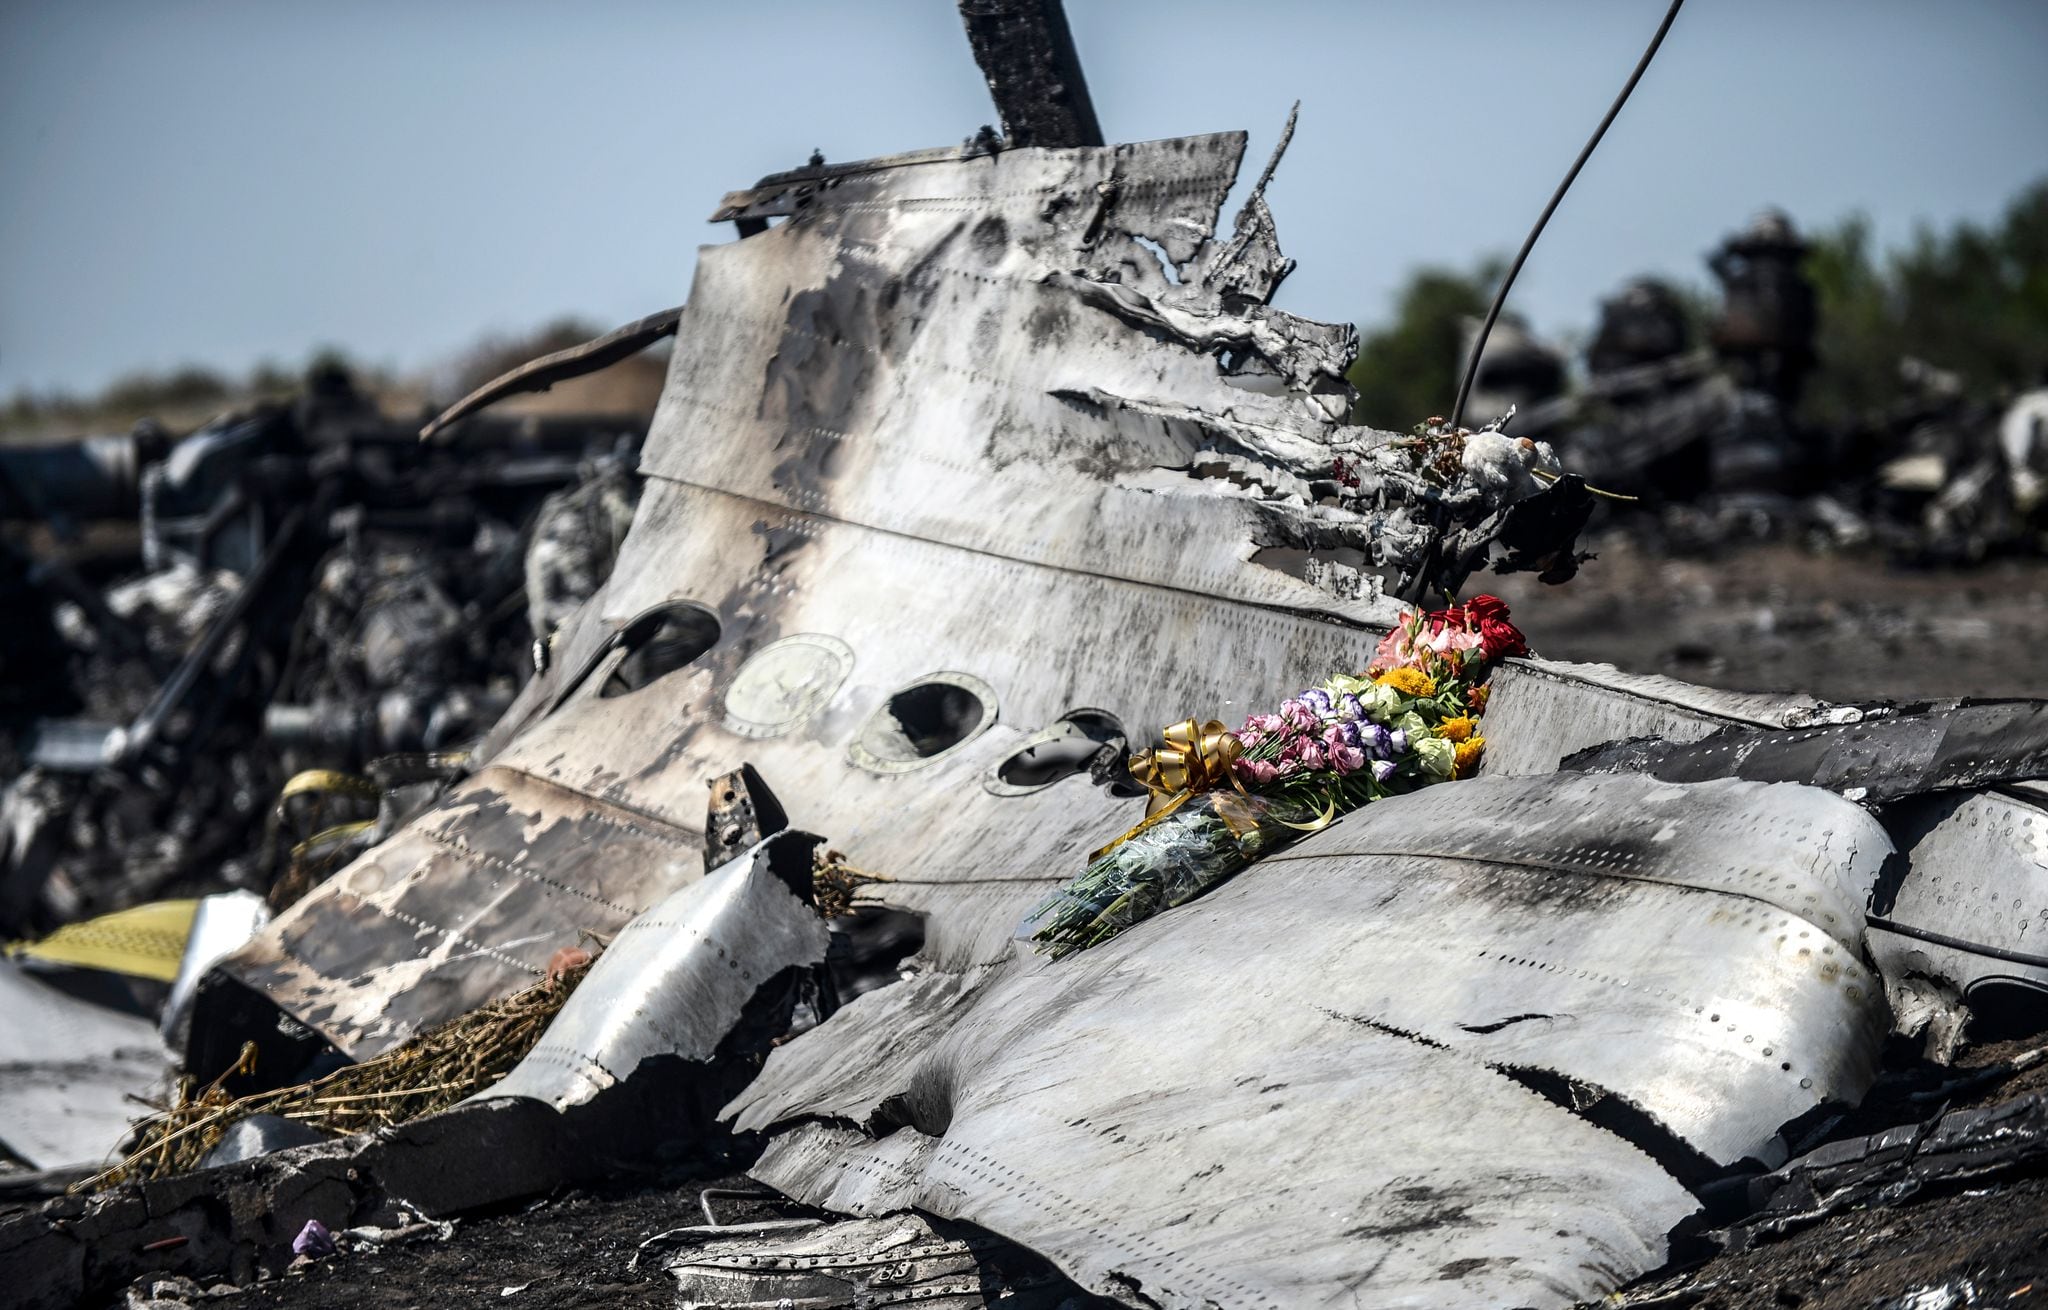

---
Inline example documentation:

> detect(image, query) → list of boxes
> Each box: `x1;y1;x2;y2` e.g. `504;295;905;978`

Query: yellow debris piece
5;898;199;982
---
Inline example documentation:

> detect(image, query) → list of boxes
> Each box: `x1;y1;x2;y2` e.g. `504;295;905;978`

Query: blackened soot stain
970;214;1008;265
1025;297;1071;348
873;224;965;360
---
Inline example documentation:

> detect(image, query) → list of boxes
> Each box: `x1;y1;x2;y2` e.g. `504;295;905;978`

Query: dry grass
80;958;594;1193
812;848;890;919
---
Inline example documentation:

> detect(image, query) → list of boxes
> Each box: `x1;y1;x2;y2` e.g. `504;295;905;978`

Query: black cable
1449;0;1686;430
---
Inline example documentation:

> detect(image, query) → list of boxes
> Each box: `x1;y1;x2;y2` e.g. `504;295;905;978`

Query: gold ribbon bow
1128;718;1243;802
1091;719;1252;861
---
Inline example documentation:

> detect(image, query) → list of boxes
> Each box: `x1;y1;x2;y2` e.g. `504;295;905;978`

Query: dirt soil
191;1175;766;1310
114;542;2048;1310
1489;537;2048;702
1630;1174;2048;1309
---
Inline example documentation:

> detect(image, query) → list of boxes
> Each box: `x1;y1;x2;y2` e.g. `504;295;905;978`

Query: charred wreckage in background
4;4;2048;1308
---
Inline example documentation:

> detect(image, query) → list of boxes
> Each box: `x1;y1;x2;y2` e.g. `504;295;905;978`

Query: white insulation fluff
1462;429;1563;502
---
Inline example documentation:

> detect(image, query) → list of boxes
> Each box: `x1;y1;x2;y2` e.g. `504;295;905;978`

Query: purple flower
1361;723;1393;758
1300;688;1335;720
1371;759;1397;783
1338;693;1366;723
1388;729;1408;756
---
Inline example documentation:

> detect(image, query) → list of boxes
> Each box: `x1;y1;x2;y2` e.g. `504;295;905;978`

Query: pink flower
1280;699;1319;733
1298;741;1326;770
1327;742;1366;775
1423;626;1483;656
1369;627;1411;674
1236;758;1280;785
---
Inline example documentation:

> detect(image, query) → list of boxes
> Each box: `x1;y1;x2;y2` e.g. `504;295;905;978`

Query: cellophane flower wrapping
1024;791;1315;960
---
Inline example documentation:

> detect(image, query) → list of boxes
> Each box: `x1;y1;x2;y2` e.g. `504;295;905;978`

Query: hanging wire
1449;0;1687;431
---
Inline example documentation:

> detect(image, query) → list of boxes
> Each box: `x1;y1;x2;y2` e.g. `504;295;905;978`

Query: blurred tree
449;317;605;396
1345;257;1503;431
1803;179;2048;429
100;365;229;417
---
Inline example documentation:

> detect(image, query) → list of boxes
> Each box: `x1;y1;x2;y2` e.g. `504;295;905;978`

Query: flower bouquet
1025;595;1528;958
1025;788;1319;960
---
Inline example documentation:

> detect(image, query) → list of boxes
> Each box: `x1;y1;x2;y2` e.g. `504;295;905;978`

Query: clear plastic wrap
1025;791;1313;959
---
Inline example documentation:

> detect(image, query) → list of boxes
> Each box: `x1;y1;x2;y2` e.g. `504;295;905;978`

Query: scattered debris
0;956;169;1171
1512;212;2048;566
0;369;649;942
289;1219;334;1260
5;9;2048;1308
661;1211;1108;1309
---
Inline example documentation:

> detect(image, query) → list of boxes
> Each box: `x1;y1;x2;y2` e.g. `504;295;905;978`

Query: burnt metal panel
956;0;1103;150
483;831;829;1109
1871;786;2048;1001
728;773;1893;1307
222;132;1486;1058
1478;657;1822;778
1560;700;2048;802
219;766;707;1058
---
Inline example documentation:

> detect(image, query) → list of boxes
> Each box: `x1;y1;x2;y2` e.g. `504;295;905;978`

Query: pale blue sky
4;1;2044;397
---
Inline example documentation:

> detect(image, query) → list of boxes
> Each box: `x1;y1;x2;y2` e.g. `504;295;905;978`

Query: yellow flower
1434;715;1476;743
1375;667;1436;698
1453;736;1485;779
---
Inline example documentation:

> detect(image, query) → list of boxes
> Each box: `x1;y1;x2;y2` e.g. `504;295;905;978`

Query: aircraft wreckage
11;73;2048;1310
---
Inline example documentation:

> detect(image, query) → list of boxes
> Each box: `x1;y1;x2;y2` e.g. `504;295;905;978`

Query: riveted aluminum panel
1872;786;2048;998
215;132;1429;1056
729;773;1893;1308
1479;658;1820;778
484;832;829;1109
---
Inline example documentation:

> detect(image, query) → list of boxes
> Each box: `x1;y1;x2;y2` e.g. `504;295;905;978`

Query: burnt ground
185;1174;769;1310
1489;536;2048;702
117;543;2048;1309
1614;1031;2048;1309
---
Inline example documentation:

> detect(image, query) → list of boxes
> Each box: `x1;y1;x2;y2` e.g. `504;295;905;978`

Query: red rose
1424;604;1467;636
1463;594;1508;623
1464;594;1528;659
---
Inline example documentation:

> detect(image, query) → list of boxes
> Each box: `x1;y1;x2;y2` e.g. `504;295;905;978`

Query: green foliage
1803;180;2048;429
1345;258;1503;432
1345;181;2048;438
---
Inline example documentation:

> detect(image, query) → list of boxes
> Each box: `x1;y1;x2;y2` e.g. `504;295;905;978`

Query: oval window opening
852;673;996;772
995;710;1127;789
599;603;721;698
